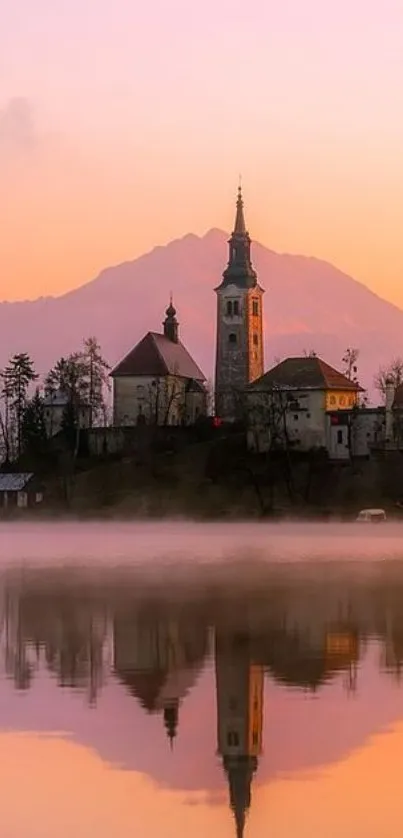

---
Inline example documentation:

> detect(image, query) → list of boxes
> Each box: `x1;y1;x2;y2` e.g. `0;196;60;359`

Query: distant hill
1;229;401;400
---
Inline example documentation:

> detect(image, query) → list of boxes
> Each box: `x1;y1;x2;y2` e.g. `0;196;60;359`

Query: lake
1;521;403;837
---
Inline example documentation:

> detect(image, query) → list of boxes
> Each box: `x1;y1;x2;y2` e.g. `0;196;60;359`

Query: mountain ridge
0;228;401;399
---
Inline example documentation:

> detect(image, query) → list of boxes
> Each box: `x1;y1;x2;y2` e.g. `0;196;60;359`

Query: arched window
253;333;258;346
233;300;239;316
252;299;259;316
226;300;233;316
228;332;237;344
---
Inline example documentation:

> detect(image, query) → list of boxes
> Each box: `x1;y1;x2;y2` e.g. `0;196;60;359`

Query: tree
0;369;14;464
82;337;110;427
342;348;359;382
45;339;110;430
21;390;47;458
375;358;403;399
246;386;296;511
2;353;38;459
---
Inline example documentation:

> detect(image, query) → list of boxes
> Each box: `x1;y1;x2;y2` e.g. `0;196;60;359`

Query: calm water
3;522;403;837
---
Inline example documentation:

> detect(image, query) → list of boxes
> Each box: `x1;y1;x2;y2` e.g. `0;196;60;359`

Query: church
111;299;207;426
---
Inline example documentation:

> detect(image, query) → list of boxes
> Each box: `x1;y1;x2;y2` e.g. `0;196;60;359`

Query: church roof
247;357;363;392
111;332;205;381
115;669;167;711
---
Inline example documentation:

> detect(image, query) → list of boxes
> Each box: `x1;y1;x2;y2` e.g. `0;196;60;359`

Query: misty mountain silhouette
1;229;400;398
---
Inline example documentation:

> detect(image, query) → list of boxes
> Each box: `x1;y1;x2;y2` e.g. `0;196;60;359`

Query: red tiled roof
111;332;205;381
247;357;363;392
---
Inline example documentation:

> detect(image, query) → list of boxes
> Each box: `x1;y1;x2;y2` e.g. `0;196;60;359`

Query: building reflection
4;567;403;836
113;605;208;745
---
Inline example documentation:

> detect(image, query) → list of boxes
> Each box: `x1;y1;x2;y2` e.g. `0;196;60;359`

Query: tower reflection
215;629;263;838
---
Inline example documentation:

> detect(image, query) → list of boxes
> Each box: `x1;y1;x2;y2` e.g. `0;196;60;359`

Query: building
215;630;264;838
43;389;90;438
246;356;362;453
326;407;384;460
111;300;207;426
215;187;264;421
0;473;44;509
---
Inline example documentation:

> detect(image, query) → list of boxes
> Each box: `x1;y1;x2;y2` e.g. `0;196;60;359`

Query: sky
2;0;403;304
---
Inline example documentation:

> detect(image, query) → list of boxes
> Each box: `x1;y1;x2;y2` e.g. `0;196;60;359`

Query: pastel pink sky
2;0;403;303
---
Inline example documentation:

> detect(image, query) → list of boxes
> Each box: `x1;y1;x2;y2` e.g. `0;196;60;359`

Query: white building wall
113;375;188;427
326;411;384;460
247;389;328;452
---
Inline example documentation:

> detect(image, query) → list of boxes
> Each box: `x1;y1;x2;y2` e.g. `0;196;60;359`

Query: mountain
1;228;401;399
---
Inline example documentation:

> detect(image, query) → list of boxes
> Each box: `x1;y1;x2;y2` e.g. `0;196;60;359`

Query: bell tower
214;186;264;420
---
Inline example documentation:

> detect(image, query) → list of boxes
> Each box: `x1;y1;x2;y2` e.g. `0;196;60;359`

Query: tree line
0;337;110;465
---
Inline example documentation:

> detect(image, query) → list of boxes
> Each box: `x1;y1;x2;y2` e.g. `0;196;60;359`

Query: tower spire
163;702;179;748
234;183;247;236
163;297;179;343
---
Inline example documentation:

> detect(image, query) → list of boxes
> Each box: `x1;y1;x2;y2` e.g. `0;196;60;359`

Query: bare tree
375;358;403;399
342;348;359;382
143;373;186;426
245;386;296;510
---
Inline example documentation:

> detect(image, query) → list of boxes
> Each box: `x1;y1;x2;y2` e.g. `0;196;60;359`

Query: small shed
0;473;44;509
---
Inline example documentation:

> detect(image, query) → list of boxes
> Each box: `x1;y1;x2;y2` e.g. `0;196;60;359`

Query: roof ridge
149;332;170;375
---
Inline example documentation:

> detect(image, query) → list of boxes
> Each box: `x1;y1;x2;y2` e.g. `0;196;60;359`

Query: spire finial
234;180;247;235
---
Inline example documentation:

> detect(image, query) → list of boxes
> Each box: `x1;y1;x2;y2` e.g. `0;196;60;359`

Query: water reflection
3;561;403;835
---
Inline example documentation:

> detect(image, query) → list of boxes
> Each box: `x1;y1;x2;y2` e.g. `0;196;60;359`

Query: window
252;299;259;316
294;414;299;421
337;429;343;444
226;300;233;316
307;412;311;419
233;300;240;316
228;333;237;344
227;731;239;747
252;732;259;746
253;333;258;346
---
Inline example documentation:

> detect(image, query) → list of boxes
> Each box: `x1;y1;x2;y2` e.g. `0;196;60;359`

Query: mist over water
1;520;403;568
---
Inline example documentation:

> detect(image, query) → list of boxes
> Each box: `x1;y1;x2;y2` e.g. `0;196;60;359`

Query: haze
2;0;403;304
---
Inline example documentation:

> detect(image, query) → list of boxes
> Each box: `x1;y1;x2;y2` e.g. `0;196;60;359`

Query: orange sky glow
3;721;403;838
2;1;403;306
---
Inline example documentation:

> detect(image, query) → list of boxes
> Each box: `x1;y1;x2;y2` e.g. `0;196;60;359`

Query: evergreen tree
21;390;47;457
3;353;38;459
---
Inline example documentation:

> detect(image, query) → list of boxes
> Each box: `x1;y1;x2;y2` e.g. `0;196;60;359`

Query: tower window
252;299;259;316
233;300;239;316
226;300;233;316
228;333;237;344
253;333;258;346
227;731;240;747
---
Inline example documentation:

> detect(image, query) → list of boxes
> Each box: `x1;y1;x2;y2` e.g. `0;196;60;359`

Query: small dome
165;302;177;318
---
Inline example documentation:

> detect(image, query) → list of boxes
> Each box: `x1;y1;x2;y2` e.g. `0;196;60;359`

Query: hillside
1;229;402;398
